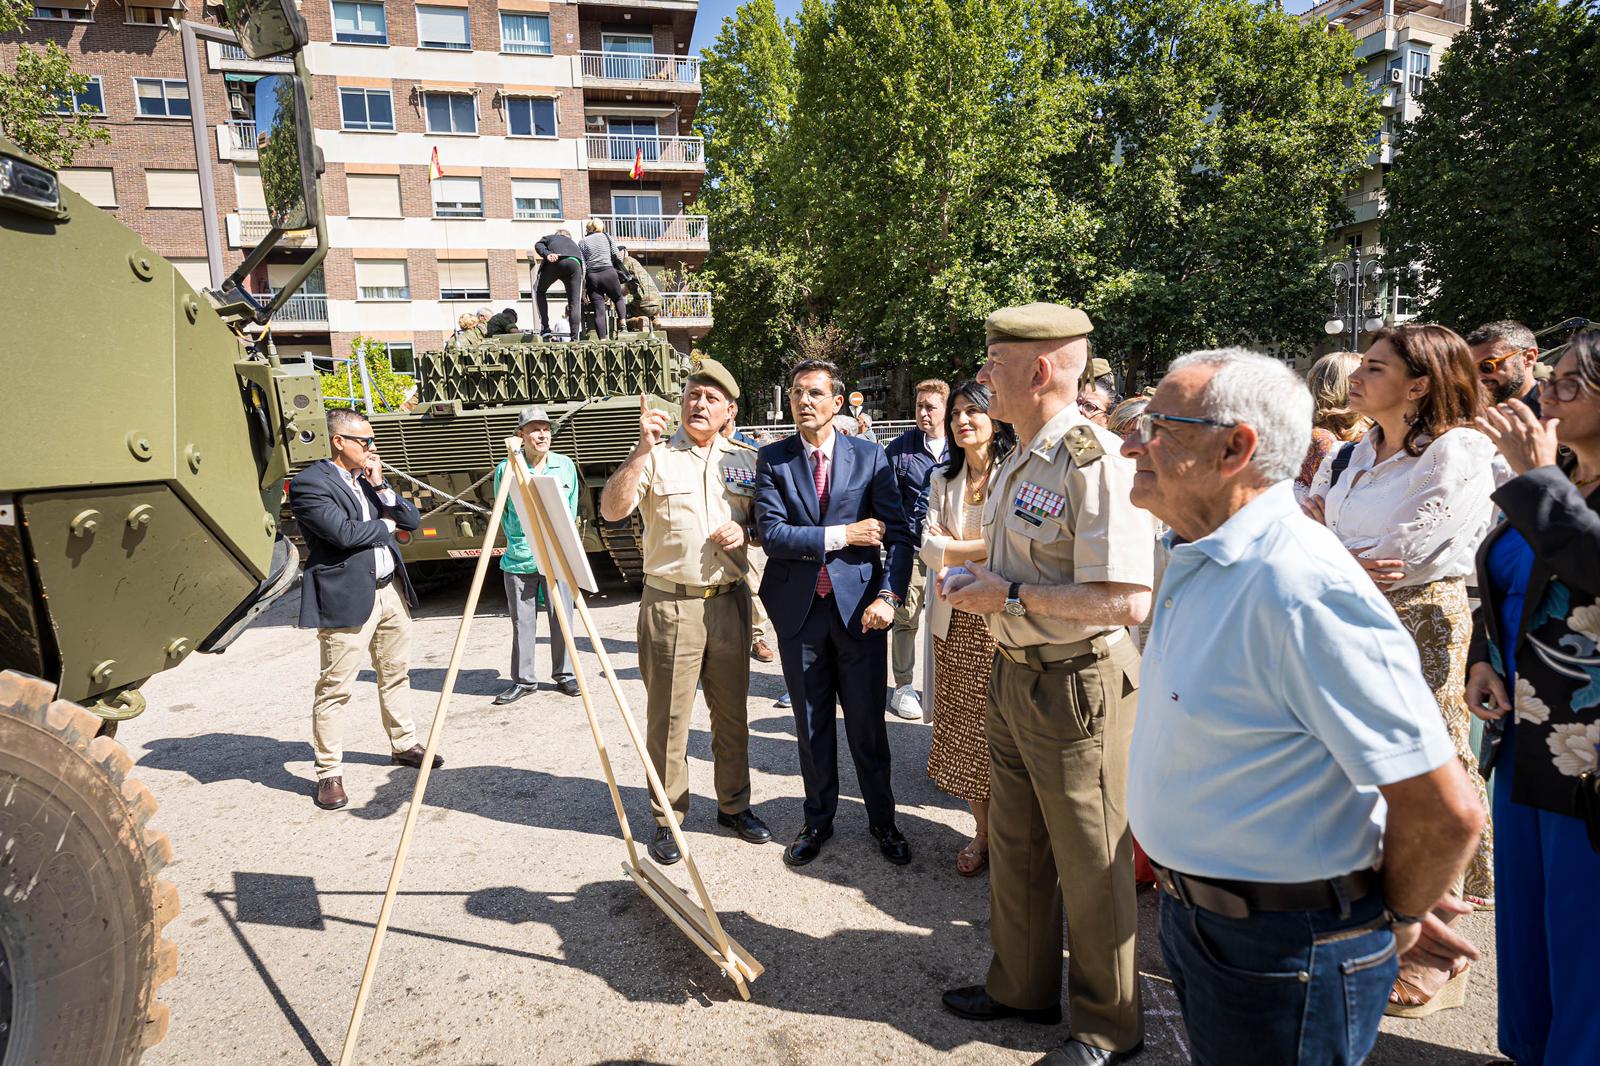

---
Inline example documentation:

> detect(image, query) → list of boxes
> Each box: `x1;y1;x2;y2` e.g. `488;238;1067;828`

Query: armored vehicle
0;0;329;1059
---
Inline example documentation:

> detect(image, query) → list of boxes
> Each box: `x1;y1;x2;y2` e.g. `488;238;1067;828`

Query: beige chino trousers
311;582;418;779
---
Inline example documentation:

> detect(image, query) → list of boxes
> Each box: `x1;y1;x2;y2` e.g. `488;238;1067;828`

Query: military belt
644;575;742;600
994;627;1125;671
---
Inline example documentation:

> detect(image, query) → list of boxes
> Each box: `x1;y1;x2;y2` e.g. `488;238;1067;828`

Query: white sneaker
889;684;923;720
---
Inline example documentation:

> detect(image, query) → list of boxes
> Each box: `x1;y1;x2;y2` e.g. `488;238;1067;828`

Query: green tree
1382;0;1600;332
319;335;414;412
0;1;113;166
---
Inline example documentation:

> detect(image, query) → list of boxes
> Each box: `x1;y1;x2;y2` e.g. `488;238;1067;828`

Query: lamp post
1323;250;1386;351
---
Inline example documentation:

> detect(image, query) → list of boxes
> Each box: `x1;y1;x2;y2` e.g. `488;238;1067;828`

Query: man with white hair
1120;348;1487;1065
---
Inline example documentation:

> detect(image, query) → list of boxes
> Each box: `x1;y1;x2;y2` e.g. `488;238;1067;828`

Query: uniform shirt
328;459;397;581
493;449;580;575
631;428;759;586
1128;481;1455;882
983;404;1155;648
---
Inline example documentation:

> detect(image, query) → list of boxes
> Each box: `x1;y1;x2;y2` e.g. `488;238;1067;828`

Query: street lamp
1324;250;1387;351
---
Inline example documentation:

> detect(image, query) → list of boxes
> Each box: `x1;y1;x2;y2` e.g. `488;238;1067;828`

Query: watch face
1004;599;1026;617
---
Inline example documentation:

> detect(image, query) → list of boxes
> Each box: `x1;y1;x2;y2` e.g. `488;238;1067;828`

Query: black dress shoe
649;827;681;865
390;744;443;769
871;825;912;865
941;985;1062;1025
783;825;833;867
1033;1038;1143;1065
717;809;772;843
555;678;581;698
492;683;537;705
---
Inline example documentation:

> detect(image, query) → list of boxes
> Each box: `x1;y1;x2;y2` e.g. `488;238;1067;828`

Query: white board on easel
511;472;598;593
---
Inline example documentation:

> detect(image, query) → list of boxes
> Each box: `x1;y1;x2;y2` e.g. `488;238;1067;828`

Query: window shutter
60;167;116;206
347;173;402;217
145;169;202;208
416;5;469;46
432;175;481;205
170;258;211;291
234;165;266;210
356;259;409;289
438;260;489;292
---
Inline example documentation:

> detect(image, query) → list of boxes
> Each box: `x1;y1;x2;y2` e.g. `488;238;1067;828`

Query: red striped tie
813;449;832;597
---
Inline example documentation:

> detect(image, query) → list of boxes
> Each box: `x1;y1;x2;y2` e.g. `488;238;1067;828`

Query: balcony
229;208;315;249
1342;188;1386;226
659;291;711;326
211;40;294;73
217;119;259;161
585;133;704;172
579;51;701;90
591;213;708;251
1367;131;1394;166
249;290;330;327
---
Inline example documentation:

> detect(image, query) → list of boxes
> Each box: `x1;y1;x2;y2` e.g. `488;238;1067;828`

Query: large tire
0;671;178;1066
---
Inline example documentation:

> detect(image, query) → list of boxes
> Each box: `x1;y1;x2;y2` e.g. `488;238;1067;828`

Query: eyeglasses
1132;411;1238;445
1538;376;1590;403
1477;347;1534;375
1078;400;1106;416
789;387;834;402
334;433;376;449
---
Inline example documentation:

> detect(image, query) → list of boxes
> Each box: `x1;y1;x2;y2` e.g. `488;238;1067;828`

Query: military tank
0;0;327;1059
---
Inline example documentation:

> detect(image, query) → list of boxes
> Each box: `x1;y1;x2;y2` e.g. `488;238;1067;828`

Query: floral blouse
1469;467;1600;815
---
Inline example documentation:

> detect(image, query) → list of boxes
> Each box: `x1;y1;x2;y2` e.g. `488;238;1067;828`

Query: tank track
598;513;645;586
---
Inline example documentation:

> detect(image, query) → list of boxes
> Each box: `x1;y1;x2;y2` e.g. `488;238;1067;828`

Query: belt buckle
702;584;717;599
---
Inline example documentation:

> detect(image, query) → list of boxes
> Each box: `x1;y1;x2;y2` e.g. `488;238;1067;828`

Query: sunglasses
334;433;376;449
1477;347;1534;376
1132;411;1238;445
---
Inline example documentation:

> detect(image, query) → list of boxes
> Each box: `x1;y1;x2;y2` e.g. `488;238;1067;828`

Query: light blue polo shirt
1127;480;1455;883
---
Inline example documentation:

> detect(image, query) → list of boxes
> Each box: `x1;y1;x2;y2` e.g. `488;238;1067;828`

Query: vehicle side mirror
254;73;320;233
222;0;307;59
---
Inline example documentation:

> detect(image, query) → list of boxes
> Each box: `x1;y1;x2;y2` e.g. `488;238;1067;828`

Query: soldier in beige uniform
599;359;773;866
939;304;1155;1066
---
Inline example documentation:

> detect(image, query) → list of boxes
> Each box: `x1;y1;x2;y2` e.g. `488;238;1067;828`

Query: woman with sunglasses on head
1468;327;1600;1066
1304;323;1498;1015
920;380;1016;877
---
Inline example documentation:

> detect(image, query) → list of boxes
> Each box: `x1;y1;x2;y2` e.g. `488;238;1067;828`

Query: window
234;165;266;211
355;259;409;301
611;191;663;240
499;11;550;54
423;92;476;135
339;87;394;131
505;96;556;138
145;169;202;208
383;341;415;376
53;77;105;117
59;167;116;207
438;260;490;301
126;2;180;26
512;178;561;220
346;173;402;217
169;258;212;292
134;78;191;118
31;3;93;21
431;176;482;218
600;32;655;79
606;117;657;160
1407;48;1431;98
332;0;387;45
416;5;470;50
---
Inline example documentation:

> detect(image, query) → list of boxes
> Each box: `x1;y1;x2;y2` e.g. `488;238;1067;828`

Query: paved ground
133;561;1502;1065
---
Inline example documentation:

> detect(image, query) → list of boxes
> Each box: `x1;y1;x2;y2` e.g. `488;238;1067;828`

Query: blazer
917;463;972;644
1468;466;1600;815
754;431;914;640
290;459;421;629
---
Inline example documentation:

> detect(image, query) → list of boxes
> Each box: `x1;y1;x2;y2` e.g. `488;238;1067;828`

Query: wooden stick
336;461;515;1066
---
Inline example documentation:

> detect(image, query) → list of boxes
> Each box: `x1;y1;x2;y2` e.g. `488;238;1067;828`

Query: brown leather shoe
315;777;348;810
751;638;775;663
390;745;443;769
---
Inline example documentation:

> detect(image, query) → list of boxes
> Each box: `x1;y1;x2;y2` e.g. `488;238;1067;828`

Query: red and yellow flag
630;147;644;180
429;146;445;180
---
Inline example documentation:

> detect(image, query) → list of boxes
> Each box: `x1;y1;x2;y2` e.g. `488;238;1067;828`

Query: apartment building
6;0;712;373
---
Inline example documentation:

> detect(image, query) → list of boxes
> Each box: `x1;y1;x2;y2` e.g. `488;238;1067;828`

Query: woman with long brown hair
1304;323;1498;1015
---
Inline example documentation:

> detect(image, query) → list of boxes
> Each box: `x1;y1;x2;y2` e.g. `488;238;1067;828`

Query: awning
225;73;265;84
498;86;560;99
583;104;676;118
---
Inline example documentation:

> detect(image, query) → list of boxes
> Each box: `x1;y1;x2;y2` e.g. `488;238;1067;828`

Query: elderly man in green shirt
493;405;582;704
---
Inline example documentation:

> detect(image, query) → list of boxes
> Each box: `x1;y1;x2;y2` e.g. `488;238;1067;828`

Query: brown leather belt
1151;861;1380;920
375;572;395;589
994;627;1125;671
644;575;742;600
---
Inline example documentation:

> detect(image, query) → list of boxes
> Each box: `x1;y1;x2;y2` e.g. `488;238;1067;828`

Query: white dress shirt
329;459;398;581
801;430;850;552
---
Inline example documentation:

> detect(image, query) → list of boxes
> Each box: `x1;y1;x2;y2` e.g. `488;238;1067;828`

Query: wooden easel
338;438;760;1064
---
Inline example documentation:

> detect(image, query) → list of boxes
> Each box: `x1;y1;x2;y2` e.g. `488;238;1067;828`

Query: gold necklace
1575;472;1600;489
967;464;990;504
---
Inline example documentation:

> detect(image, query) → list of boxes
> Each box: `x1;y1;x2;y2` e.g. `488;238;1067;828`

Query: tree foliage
0;2;113;166
319;336;414;412
1382;0;1600;333
698;0;1378;394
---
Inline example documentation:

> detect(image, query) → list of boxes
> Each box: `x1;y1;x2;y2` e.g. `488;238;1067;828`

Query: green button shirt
494;450;580;575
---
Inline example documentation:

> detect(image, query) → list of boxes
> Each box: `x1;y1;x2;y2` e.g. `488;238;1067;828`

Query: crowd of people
287;302;1599;1066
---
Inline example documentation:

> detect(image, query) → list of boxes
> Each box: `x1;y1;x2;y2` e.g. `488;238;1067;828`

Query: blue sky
691;1;1321;56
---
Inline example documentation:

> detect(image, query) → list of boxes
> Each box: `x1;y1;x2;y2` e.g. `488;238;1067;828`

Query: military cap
516;404;553;429
1090;357;1112;379
985;302;1095;346
687;356;740;400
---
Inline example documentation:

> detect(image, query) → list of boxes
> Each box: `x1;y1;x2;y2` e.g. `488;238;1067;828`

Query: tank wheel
0;670;179;1065
598;514;645;586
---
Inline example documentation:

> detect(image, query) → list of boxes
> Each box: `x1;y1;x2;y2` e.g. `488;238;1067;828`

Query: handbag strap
1328;441;1357;489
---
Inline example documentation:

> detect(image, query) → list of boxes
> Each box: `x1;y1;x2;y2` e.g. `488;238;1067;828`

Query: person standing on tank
580;219;630;340
290;409;443;812
533;229;585;342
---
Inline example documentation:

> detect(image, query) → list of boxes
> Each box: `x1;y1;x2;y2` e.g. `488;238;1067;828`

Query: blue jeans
1159;889;1397;1065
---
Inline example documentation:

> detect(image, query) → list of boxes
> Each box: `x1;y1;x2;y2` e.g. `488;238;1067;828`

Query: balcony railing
229;120;258;149
579;50;700;87
591;213;708;246
659;291;711;320
218;42;292;63
249;290;329;325
585;133;704;168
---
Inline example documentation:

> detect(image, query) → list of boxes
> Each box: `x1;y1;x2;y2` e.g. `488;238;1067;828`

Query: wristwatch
1004;582;1027;617
1383;905;1423;928
877;590;902;608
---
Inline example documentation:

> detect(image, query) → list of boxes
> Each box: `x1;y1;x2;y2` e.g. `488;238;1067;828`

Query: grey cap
516;404;553;429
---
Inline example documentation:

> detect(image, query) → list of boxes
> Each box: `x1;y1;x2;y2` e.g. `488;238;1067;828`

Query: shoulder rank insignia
1064;425;1105;468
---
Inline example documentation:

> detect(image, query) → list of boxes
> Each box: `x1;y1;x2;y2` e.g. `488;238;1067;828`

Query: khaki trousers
637;583;753;826
311;582;418;780
985;636;1143;1053
891;559;927;687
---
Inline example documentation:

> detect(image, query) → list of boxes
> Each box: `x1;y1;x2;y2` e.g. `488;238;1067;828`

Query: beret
985;303;1094;346
516;404;552;429
1089;358;1112;378
687;356;740;400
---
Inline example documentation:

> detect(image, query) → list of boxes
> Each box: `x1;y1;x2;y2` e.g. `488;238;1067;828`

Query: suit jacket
290;459;421;629
754;431;913;640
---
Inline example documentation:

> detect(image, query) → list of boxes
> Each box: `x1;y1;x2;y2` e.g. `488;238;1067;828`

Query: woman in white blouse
1305;323;1496;1016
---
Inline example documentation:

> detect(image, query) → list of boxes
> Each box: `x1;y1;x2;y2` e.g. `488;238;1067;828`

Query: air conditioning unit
1388;68;1405;85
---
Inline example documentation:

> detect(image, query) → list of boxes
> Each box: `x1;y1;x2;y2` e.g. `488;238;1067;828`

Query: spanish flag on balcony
429;146;445;180
630;147;645;180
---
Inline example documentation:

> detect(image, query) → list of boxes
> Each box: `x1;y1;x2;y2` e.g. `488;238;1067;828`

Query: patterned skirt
1386;577;1495;900
928;609;996;803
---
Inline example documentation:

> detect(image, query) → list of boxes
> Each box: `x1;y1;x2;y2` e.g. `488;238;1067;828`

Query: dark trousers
1159;890;1396;1065
776;594;895;832
536;258;583;341
585;266;628;339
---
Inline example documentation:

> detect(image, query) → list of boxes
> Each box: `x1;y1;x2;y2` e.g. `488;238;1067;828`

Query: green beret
687;356;740;400
985;303;1094;346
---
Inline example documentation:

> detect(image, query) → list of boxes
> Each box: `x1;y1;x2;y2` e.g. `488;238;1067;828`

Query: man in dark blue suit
290;408;441;811
755;359;915;867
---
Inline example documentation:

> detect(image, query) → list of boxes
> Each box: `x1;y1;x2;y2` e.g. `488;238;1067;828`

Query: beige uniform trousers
985;635;1143;1054
638;583;753;826
311;582;418;780
891;558;928;687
